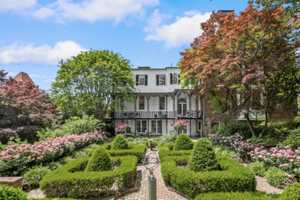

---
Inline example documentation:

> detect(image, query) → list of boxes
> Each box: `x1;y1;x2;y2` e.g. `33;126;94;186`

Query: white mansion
114;66;204;137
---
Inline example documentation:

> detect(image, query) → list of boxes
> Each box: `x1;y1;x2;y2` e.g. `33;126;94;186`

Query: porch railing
114;111;202;119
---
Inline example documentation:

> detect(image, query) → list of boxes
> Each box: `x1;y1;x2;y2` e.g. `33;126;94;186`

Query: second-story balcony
114;111;202;119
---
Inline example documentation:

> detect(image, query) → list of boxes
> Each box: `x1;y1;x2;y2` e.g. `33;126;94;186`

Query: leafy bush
174;134;193;150
217;122;252;138
279;183;300;200
190;138;219;171
62;115;103;135
283;128;300;149
161;155;256;198
86;147;112;171
23;166;51;189
195;192;270;200
41;156;137;198
112;135;129;150
251;126;286;147
0;185;27;200
37;115;102;139
249;162;266;177
265;167;293;188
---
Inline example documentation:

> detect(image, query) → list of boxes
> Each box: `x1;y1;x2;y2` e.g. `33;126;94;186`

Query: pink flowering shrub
212;134;300;175
174;119;188;132
115;121;128;133
0;131;104;175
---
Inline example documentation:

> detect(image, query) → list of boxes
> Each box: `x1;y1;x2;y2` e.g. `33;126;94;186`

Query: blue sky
0;0;248;90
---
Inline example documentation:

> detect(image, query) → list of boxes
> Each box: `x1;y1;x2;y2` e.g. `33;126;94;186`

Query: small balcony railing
114;111;202;119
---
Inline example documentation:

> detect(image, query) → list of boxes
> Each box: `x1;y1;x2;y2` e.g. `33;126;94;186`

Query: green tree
52;50;134;119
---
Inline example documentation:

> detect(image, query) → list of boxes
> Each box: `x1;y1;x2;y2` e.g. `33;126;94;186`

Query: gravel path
256;176;283;194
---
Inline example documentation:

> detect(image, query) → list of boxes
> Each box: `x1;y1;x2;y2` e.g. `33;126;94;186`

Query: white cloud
0;0;37;11
145;10;211;47
53;0;159;22
0;41;85;65
32;6;55;19
0;0;159;22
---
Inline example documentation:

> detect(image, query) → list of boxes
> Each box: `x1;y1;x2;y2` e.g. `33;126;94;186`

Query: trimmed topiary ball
0;185;27;200
190;138;219;171
174;134;193;150
86;147;112;171
112;134;129;149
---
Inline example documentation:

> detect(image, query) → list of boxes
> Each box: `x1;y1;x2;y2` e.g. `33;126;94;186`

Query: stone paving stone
256;176;283;194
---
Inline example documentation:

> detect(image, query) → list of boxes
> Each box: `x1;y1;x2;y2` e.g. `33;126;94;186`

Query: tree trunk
244;112;256;138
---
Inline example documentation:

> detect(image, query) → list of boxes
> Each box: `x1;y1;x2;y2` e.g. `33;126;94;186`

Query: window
138;96;145;110
156;74;166;85
136;74;148;86
177;98;187;116
170;73;178;84
159;96;166;110
296;50;300;68
137;120;147;133
151;120;162;135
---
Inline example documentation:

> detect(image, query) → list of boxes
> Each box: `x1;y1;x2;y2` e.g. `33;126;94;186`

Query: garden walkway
256;176;283;194
115;149;188;200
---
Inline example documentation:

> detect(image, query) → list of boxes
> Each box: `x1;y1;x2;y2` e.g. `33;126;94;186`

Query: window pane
157;120;162;134
157;74;166;85
139;96;145;110
151;120;156;133
142;120;147;132
137;121;141;132
137;75;147;85
170;73;178;84
159;96;165;110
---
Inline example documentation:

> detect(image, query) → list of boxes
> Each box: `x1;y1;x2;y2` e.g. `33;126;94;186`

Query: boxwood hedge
279;183;300;200
161;155;256;198
106;143;147;163
40;155;137;199
158;146;191;161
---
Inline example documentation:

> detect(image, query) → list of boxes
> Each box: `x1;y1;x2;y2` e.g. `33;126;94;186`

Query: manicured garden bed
40;155;137;198
40;135;145;199
159;137;256;199
161;154;256;198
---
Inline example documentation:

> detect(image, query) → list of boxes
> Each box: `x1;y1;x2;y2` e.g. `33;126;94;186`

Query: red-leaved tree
0;72;55;125
181;4;299;137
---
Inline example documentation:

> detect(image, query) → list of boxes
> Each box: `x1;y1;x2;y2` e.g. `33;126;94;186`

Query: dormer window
156;74;166;85
136;74;148;86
